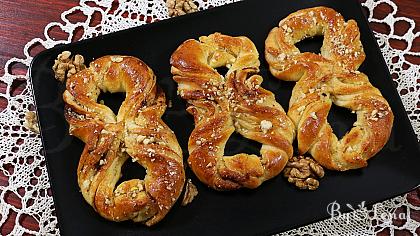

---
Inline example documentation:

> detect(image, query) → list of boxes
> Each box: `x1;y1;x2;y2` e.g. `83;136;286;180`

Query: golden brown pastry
170;33;295;190
63;55;185;226
265;7;394;171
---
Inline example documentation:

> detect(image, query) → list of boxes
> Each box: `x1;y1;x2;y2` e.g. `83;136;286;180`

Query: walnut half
52;51;86;82
166;0;198;17
283;156;324;190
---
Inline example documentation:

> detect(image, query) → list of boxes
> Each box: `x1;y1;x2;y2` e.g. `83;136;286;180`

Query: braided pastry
63;55;185;226
170;33;295;190
265;7;394;171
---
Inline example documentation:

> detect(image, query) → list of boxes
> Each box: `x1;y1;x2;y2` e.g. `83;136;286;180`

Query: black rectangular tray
30;0;420;235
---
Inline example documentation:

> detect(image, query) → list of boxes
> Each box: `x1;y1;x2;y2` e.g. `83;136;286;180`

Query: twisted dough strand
171;33;295;190
63;56;184;226
265;6;366;81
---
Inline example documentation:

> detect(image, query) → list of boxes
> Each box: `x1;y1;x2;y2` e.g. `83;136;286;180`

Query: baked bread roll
171;33;295;190
265;7;394;171
63;55;185;226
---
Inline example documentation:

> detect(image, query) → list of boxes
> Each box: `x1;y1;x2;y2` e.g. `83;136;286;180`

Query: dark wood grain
0;0;418;235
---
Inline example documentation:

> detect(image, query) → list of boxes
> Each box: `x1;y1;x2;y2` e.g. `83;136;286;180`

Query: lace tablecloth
0;0;419;235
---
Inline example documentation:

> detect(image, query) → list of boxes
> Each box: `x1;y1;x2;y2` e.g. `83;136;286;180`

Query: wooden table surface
0;0;419;235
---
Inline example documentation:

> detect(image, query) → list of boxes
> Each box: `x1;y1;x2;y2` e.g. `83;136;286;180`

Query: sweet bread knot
63;55;185;226
171;33;295;190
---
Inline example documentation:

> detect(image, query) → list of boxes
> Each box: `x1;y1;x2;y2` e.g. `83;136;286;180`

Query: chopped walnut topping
181;179;198;206
82;179;91;189
281;24;293;33
111;56;124;63
101;129;112;135
299;92;306;99
346;146;354;153
283;156;324;190
136;134;146;142
99;159;107;166
310;112;318;120
24;111;40;134
130;186;140;193
52;51;86;82
104;197;112;206
377;111;388;118
297;105;306;113
260;120;273;133
367;109;385;121
137;183;144;191
371;109;378;117
166;0;198;17
277;53;286;60
143;137;155;145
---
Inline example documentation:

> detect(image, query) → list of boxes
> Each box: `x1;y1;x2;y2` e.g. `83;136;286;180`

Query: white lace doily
0;0;418;235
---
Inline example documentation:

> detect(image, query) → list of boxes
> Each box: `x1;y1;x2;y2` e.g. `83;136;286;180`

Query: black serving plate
30;0;420;235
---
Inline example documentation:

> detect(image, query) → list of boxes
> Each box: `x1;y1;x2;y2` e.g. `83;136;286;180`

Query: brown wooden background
0;0;419;235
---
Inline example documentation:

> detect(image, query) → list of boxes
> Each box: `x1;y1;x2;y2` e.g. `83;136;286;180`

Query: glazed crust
171;33;295;190
63;56;185;226
265;7;394;171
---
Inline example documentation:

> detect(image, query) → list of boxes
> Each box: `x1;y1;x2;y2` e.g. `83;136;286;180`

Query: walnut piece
166;0;198;17
24;111;40;134
260;120;272;133
181;179;198;206
283;156;324;190
52;51;86;82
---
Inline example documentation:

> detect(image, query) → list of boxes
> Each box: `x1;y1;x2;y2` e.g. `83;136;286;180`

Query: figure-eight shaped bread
265;7;394;171
63;55;185;226
171;33;295;190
